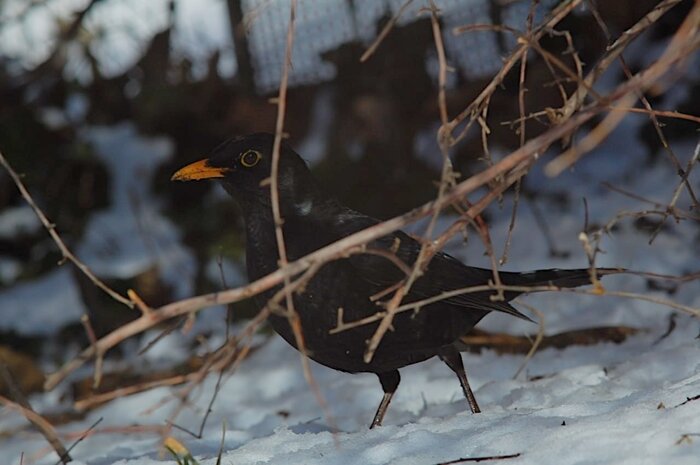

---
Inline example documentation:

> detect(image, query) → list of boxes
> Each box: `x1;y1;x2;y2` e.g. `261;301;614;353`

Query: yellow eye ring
240;149;261;168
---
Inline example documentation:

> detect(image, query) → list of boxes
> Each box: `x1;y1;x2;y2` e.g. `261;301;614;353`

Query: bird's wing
333;210;532;321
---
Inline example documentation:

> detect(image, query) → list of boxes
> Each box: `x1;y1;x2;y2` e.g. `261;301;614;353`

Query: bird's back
246;204;493;374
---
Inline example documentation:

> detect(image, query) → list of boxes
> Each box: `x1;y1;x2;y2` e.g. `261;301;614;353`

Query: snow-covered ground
1;117;699;463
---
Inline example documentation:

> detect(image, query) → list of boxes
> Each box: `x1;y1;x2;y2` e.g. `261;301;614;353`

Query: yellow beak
171;159;230;181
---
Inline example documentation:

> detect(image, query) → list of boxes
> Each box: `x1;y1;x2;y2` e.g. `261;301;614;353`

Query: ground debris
457;326;641;354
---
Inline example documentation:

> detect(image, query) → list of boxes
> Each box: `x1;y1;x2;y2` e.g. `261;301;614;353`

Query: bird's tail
462;267;624;324
498;267;622;289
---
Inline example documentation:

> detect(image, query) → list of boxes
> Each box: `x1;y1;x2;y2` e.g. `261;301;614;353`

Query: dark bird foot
369;370;400;429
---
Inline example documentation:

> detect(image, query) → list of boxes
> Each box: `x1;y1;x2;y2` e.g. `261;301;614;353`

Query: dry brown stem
332;282;699;335
460;326;641;354
74;374;197;412
0;151;133;308
268;0;334;429
360;0;414;62
556;0;685;123
449;0;584;142
362;0;457;363
0;394;71;463
511;302;544;379
546;0;700;175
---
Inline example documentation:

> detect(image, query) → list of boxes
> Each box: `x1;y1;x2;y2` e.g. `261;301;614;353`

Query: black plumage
172;133;618;428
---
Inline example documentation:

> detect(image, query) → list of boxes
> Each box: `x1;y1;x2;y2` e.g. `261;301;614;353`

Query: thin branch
601;181;700;221
0;394;71;464
79;315;104;389
332;281;699;335
0;151;133;308
362;0;455;363
547;92;639;176
604;106;700;125
512;302;544;379
504;106;700;127
649;137;700;243
449;0;584;142
546;2;700;175
500;0;538;266
555;0;685;122
53;417;103;465
360;0;414;62
74;374;196;411
617;54;685;197
269;0;334;430
435;452;521;464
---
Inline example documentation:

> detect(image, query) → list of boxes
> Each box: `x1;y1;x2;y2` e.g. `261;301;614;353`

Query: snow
0;267;86;335
0;205;41;239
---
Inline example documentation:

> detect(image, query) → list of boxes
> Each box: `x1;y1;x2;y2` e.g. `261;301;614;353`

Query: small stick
0;151;133;308
512;303;545;379
360;0;414;62
127;289;152;315
0;394;71;464
435;452;521;465
268;0;336;433
79;315;103;389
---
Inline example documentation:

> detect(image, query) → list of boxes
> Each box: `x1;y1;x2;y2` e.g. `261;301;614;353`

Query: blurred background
0;0;697;401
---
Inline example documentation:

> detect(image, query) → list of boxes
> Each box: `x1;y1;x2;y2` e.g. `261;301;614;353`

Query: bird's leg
370;370;401;429
440;346;481;414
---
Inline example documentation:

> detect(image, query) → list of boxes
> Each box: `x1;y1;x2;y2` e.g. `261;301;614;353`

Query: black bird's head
171;133;322;215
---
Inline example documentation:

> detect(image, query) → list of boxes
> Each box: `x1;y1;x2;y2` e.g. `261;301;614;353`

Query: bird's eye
240;149;261;168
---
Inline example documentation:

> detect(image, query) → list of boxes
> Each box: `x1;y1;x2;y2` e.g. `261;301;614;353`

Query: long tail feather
498;267;622;289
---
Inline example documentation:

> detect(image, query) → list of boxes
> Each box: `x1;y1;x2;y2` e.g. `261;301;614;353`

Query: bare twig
649;138;700;243
360;0;414;62
268;0;334;429
545;0;700;175
0;151;133;308
54;417;103;465
500;0;539;266
512;302;544;379
547;92;638;176
449;0;584;142
79;315;104;389
0;394;71;464
332;282;699;335
603;106;700;125
362;0;457;363
435;452;521;464
74;374;196;411
617;54;685;204
674;394;700;408
127;289;152;315
601;182;700;221
555;0;685;122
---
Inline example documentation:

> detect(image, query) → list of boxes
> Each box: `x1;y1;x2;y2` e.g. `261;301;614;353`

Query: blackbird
172;133;617;428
